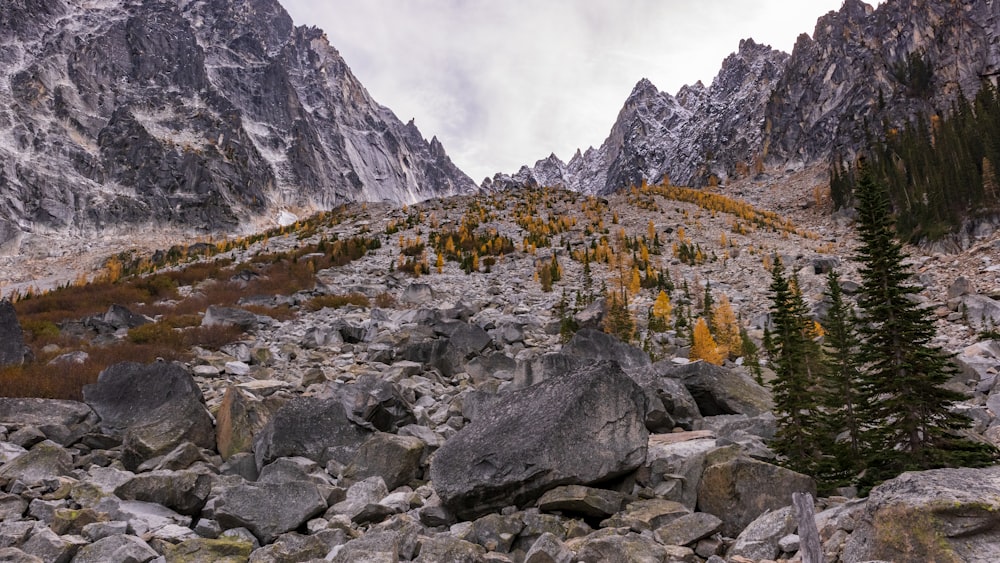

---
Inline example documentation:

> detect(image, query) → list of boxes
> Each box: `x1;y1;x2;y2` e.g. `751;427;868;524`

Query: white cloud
282;0;882;182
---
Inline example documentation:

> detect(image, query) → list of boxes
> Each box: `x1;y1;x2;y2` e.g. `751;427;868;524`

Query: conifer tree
767;258;826;476
690;317;723;365
815;270;865;487
853;167;997;481
649;290;672;332
603;292;636;343
711;294;742;360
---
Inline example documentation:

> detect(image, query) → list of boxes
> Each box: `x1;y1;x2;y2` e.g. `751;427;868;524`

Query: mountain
489;0;1000;194
0;0;476;247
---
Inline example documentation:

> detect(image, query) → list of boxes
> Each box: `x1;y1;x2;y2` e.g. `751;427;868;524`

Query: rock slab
431;361;648;520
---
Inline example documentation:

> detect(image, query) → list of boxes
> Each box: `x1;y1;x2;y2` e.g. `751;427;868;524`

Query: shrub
306;293;371;311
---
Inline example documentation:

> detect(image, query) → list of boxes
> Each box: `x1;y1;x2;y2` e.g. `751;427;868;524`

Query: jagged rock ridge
488;0;1000;194
0;0;476;245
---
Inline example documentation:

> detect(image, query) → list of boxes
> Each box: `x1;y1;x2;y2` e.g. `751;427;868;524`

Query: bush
306;293;370;311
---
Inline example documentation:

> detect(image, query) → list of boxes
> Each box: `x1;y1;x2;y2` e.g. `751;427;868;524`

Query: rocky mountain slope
489;0;1000;194
2;169;1000;561
0;0;475;251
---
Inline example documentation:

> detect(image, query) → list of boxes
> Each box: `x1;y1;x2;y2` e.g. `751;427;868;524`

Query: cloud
282;0;879;182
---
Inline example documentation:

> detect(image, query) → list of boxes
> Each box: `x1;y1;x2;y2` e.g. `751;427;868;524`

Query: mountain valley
4;0;1000;562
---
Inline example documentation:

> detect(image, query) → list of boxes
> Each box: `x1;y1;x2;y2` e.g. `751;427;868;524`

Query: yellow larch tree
711;294;742;360
690;317;724;365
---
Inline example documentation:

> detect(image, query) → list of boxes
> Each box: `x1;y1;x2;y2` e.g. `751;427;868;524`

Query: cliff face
765;0;1000;166
0;0;475;244
489;0;1000;194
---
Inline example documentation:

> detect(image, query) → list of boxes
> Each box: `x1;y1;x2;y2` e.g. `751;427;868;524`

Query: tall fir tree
816;270;866;488
767;258;826;476
853;166;997;483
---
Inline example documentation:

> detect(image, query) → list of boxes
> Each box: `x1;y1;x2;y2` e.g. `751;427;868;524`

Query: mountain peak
0;0;476;242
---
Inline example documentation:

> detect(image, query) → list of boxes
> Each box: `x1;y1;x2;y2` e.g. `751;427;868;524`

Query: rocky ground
2;169;1000;561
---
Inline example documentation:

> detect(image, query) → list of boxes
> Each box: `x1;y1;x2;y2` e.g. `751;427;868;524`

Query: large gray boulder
663;360;773;416
0;398;98;444
697;456;815;537
0;440;73;488
121;398;216;471
114;469;213;516
842;466;1000;563
727;506;797;560
431;361;648;520
562;328;652;374
0;300;25;368
253;397;371;470
82;361;212;438
342;432;425;490
70;534;158;563
214;481;327;545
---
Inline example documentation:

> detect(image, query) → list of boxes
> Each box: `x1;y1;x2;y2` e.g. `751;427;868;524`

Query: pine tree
853;166;997;483
740;327;764;384
690;317;723;365
815;270;865;488
603;292;636;343
767;258;826;476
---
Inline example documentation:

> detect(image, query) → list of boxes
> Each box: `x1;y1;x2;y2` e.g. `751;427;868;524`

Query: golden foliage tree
711;294;742;359
690;317;724;365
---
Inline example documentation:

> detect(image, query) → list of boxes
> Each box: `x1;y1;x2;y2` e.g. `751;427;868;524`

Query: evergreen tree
603;292;636;343
816;270;866;489
767;258;826;476
853;167;997;482
740;326;764;385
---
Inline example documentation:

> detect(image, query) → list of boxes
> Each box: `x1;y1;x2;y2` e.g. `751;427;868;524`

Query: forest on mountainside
830;81;1000;242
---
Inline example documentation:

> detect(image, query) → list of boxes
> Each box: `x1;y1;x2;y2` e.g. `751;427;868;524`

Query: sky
282;1;882;183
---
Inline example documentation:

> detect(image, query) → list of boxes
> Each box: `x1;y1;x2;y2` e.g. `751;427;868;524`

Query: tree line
831;81;1000;242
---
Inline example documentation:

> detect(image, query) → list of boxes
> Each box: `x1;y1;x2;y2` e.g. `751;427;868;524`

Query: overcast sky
281;1;880;183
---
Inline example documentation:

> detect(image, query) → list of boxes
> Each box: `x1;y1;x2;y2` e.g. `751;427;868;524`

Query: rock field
2;169;1000;561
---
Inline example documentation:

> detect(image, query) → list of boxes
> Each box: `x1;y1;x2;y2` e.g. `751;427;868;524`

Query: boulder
70;534;158;563
253;397;371;470
842;466;1000;563
653;512;723;547
537;485;627;519
0;301;25;368
20;527;87;563
572;533;673;563
513;352;588;389
120;395;216;471
0;398;98;436
0;440;73;488
636;361;703;430
214;481;327;544
412;535;486;563
342;432;425;490
664;361;773;416
697;456;815;537
329;374;415;432
82;361;211;436
727;506;797;560
103;304;152;330
162;537;255;563
641;434;717;509
463;512;524;553
524;532;574;563
329;530;401;562
114;469;213;516
562;328;652;374
215;386;277;460
431;361;648;520
202;305;259;331
600;499;691;532
401;283;435;305
0;548;43;563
